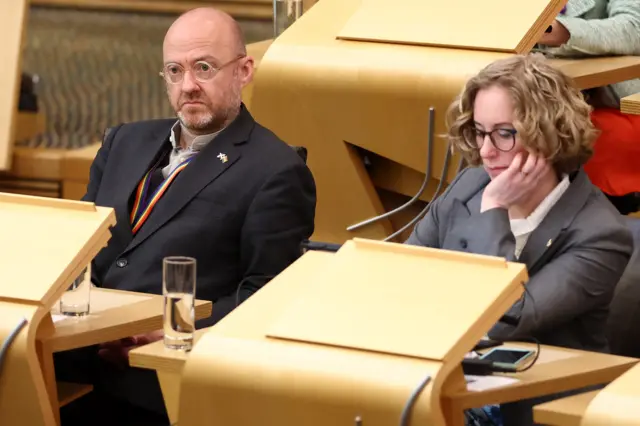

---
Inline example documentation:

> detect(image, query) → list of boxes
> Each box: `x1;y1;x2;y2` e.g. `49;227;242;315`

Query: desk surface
444;343;636;409
45;288;212;352
130;328;207;373
133;334;635;408
533;390;598;426
131;251;637;415
551;56;640;90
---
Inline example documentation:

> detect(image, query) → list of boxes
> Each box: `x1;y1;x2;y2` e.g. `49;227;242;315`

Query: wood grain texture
621;92;640;115
338;0;566;54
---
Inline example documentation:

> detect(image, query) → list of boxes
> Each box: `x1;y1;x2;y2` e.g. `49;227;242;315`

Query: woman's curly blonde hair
447;54;599;175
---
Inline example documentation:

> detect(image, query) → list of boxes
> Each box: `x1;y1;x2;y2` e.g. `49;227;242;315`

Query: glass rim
163;256;197;265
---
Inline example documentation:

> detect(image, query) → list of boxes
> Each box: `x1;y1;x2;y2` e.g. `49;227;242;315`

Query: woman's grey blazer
406;167;633;352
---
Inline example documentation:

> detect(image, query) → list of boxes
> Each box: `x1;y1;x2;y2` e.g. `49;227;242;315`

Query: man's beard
177;108;217;131
174;87;242;133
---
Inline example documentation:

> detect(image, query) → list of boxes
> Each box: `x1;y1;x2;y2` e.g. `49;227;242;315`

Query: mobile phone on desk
479;347;535;369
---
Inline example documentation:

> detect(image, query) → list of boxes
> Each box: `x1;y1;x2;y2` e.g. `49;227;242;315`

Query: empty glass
60;266;91;317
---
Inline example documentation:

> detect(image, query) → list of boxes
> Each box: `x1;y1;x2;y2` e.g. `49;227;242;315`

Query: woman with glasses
407;53;632;356
406;53;633;425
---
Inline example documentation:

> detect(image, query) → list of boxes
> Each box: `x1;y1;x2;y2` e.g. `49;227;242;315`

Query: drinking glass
60;266;91;317
163;256;196;351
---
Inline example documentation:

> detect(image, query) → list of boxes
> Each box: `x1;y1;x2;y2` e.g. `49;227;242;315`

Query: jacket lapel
111;123;173;248
441;171;489;246
123;106;256;253
517;170;593;273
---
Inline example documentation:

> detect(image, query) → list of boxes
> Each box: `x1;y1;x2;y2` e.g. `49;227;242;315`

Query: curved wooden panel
582;363;640;426
180;334;446;426
250;0;509;243
0;303;56;426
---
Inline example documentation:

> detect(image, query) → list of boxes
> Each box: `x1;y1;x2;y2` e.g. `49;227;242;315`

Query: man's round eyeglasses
473;127;518;152
159;55;245;84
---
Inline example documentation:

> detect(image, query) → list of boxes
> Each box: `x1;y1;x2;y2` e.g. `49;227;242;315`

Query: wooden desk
130;328;208;423
443;344;635;412
247;10;640;243
621;92;640;115
533;390;598;426
131;252;637;426
552;56;640;90
246;39;640;92
39;288;212;424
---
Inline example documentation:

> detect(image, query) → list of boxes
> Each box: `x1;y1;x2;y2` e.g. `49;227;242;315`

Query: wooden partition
178;240;528;426
0;194;116;426
248;0;640;244
0;0;29;170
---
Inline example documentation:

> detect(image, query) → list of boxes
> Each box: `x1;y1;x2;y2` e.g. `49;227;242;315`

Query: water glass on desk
163;256;196;351
60;266;91;317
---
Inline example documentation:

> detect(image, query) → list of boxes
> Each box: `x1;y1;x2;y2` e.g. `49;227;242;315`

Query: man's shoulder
248;121;308;166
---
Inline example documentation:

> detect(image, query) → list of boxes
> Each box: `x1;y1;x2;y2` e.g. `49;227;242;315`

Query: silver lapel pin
546;239;553;247
217;153;228;163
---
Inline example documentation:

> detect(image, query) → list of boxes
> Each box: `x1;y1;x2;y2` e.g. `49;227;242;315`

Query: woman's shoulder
565;176;633;246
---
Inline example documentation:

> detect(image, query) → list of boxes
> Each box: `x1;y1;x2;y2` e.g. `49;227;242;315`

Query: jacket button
116;258;128;268
460;239;468;249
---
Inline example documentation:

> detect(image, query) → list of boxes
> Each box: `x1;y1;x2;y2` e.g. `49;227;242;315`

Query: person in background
537;0;640;214
406;54;633;425
56;7;316;425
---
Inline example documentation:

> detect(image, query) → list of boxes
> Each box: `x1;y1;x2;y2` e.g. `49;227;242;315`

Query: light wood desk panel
533;390;598;426
131;261;637;426
38;288;212;425
552;56;640;91
621;92;640;115
45;288;211;353
248;0;640;243
444;344;634;410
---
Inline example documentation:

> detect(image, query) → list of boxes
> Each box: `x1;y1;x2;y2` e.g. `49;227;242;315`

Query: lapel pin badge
546;239;553;247
217;153;228;163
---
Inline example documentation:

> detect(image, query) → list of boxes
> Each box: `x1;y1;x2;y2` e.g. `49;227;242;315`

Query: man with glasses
57;8;316;425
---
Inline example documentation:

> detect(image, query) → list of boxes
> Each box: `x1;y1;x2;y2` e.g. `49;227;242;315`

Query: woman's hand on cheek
481;152;550;212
